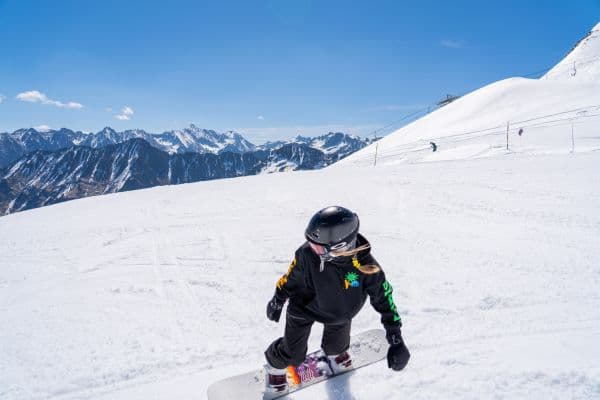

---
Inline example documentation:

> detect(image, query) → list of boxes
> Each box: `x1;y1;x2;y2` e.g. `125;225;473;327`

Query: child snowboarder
264;206;410;395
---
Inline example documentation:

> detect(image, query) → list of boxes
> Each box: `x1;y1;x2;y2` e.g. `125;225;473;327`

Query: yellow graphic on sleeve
276;257;297;289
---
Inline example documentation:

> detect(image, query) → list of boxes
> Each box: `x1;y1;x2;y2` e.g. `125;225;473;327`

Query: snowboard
207;329;387;400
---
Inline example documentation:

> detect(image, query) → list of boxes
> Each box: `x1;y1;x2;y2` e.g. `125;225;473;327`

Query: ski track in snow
1;151;600;400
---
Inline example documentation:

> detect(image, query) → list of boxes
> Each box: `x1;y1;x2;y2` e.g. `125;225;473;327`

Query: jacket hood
355;233;371;255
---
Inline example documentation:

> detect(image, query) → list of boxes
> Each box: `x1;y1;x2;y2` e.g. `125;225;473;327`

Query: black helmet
305;206;359;248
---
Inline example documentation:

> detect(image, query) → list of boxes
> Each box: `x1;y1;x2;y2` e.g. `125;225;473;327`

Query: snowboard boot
327;351;353;374
265;363;289;396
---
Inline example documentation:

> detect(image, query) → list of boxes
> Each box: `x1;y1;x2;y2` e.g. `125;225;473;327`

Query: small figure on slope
264;206;410;395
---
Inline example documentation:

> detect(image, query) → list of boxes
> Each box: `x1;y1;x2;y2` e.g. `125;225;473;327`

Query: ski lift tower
437;94;461;107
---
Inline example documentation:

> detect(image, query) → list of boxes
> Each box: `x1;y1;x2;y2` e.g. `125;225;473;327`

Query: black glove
266;294;286;322
386;329;410;371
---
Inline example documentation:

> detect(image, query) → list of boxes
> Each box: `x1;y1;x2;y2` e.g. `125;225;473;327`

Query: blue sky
0;0;598;143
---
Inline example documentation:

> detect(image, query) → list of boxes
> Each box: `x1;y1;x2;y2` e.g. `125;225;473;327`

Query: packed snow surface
339;78;600;168
1;150;600;400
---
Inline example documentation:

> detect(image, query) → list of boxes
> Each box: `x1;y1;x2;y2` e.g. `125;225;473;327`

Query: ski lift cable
366;54;600;144
353;106;600;163
372;113;600;161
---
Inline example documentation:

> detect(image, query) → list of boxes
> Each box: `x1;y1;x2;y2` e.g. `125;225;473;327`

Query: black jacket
274;234;402;330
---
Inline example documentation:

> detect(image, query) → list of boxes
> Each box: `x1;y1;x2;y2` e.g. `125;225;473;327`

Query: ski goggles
308;241;353;257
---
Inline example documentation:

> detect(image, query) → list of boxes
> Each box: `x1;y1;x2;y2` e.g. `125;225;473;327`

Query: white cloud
440;39;466;49
34;125;51;132
257;115;265;120
0;94;5;104
16;90;83;109
17;90;46;102
115;106;134;121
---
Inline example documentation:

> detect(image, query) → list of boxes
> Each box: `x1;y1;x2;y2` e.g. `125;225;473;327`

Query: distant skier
430;141;437;152
264;206;410;395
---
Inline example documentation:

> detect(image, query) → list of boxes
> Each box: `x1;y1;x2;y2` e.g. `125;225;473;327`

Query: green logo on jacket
383;280;401;322
344;272;360;289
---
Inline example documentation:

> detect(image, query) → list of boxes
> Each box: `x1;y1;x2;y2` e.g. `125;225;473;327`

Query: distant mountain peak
13;127;39;135
100;126;117;134
188;124;203;132
123;128;146;134
293;134;312;143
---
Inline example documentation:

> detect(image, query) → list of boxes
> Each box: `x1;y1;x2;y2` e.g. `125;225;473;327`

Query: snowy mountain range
0;125;374;168
0;128;375;214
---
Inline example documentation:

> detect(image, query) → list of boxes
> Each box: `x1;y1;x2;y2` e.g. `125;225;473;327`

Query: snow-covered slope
0;139;268;214
544;22;600;81
1;152;599;400
339;22;600;167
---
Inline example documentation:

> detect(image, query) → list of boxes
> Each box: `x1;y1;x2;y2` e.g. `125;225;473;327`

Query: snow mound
544;22;600;82
339;23;600;168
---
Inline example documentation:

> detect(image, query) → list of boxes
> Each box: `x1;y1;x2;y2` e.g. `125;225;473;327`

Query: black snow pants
265;309;351;369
